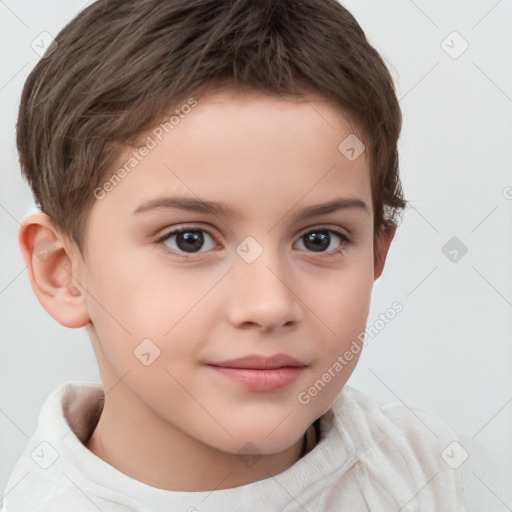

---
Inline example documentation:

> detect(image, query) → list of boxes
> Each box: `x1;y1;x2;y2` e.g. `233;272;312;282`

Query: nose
226;247;303;331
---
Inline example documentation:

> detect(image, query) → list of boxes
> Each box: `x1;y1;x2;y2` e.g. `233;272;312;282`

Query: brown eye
173;230;205;253
294;228;350;257
302;231;331;252
157;227;217;257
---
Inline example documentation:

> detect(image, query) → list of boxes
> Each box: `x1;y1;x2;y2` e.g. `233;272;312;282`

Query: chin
208;426;304;456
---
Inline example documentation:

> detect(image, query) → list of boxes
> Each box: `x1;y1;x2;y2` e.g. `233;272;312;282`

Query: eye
156;226;217;258
155;225;350;259
294;228;350;258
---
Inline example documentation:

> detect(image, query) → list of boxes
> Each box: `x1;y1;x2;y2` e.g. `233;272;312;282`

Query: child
2;0;466;510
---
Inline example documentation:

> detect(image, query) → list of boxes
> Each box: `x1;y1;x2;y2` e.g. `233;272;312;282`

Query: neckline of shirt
41;382;367;509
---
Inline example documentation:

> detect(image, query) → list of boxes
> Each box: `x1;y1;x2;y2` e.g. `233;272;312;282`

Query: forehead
177;86;362;141
89;87;371;229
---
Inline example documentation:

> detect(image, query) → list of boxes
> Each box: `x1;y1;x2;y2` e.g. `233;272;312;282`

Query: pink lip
208;353;306;369
207;353;307;392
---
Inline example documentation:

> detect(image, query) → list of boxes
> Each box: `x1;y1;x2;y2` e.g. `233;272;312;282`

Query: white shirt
1;382;466;511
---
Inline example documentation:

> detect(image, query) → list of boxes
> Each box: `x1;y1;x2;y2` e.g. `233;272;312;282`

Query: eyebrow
132;195;368;220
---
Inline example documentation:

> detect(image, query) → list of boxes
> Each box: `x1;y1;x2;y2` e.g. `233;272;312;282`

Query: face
74;88;381;455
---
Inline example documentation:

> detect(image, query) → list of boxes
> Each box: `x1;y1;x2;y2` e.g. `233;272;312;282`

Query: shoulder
380;398;461;450
379;398;467;472
329;385;466;510
1;383;135;512
381;400;466;509
336;384;463;455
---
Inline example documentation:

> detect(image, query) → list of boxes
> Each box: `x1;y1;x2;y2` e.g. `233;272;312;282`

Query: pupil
177;231;204;252
305;232;329;252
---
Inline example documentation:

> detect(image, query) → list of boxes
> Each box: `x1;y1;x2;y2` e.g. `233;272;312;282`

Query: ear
18;212;91;328
373;223;396;281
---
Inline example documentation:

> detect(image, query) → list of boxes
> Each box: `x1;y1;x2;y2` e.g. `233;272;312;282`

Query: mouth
206;353;307;392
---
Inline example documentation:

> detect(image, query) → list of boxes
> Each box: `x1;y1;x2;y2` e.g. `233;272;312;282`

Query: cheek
83;258;211;420
84;252;220;370
297;252;373;412
311;250;374;339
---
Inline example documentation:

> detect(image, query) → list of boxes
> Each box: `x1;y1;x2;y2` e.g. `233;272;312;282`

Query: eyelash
155;225;351;260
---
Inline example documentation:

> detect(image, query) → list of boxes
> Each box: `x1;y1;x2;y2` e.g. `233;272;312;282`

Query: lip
207;353;307;392
208;353;307;370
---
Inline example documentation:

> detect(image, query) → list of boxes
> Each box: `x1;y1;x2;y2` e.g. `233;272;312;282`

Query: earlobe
18;213;91;328
373;224;396;281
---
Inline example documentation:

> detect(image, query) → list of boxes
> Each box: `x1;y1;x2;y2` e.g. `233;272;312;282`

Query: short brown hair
17;0;406;257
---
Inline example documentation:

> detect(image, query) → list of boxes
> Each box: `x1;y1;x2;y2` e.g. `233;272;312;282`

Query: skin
19;87;395;492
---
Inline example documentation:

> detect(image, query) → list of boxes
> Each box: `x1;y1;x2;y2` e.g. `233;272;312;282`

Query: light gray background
1;1;511;510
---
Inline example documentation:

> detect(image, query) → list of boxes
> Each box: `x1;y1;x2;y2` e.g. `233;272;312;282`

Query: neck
84;383;311;491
